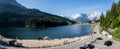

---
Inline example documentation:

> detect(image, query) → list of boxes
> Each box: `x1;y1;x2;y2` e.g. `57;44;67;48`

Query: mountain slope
0;0;26;9
0;0;76;27
100;1;120;41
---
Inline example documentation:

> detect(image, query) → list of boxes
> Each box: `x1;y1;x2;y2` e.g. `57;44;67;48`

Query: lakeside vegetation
112;27;120;41
100;1;120;41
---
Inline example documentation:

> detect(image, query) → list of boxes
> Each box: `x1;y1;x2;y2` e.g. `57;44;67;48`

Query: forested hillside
0;0;76;28
100;1;120;40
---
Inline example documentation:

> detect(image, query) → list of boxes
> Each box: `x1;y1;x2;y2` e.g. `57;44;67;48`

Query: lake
0;25;93;39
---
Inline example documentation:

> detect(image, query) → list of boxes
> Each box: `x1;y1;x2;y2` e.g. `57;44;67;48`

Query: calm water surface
0;25;93;39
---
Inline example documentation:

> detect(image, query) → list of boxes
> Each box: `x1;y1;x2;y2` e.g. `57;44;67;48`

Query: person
38;37;43;40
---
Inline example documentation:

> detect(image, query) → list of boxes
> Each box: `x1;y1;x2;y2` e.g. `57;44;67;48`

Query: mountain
70;12;101;23
71;13;89;23
88;12;101;20
0;0;26;9
0;0;76;27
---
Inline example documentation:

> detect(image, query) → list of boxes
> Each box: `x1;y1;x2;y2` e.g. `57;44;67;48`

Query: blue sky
17;0;119;16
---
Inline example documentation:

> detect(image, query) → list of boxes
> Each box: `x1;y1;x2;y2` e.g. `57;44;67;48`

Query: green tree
100;13;105;27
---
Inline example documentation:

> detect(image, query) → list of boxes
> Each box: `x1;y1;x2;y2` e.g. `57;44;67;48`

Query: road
91;24;120;49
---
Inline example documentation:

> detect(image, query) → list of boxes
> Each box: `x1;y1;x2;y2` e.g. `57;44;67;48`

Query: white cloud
70;12;101;21
88;12;101;20
71;14;82;20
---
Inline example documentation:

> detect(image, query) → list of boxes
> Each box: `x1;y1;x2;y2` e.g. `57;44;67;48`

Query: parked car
104;40;113;46
94;32;96;34
80;44;95;49
97;37;103;40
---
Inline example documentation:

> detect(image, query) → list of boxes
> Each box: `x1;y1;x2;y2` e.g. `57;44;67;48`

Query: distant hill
0;0;76;27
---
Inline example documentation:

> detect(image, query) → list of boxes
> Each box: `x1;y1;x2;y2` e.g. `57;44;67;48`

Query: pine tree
100;13;104;27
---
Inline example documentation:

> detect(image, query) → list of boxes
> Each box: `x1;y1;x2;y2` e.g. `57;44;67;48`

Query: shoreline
0;24;94;48
0;34;90;48
88;24;95;35
0;24;93;39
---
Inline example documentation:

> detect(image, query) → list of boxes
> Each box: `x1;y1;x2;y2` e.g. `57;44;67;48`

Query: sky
17;0;119;16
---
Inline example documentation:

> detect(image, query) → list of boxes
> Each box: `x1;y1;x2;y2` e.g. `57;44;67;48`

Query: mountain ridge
0;0;76;27
0;0;26;9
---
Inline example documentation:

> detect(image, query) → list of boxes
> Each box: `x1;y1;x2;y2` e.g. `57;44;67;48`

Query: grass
112;27;120;42
112;36;120;42
99;28;103;33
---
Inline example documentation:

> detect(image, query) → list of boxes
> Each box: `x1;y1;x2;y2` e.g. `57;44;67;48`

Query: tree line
100;1;120;40
100;1;120;29
0;5;76;27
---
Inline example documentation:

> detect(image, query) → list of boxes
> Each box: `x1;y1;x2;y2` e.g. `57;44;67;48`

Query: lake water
0;25;93;39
